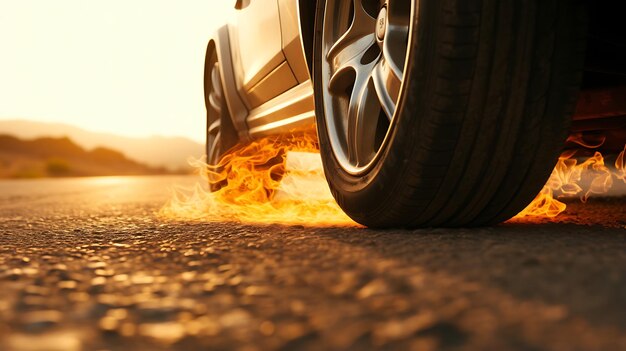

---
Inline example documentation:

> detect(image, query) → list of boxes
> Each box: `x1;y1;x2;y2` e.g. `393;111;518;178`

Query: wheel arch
203;26;250;141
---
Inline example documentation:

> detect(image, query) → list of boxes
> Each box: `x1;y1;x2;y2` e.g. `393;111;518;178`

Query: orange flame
615;145;626;183
565;132;606;149
515;146;625;219
161;130;624;225
160;133;357;227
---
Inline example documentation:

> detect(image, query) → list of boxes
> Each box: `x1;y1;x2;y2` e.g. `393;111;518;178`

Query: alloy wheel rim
207;61;223;165
321;0;412;175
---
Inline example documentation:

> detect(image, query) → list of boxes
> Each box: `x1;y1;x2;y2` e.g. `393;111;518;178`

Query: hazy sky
0;1;231;142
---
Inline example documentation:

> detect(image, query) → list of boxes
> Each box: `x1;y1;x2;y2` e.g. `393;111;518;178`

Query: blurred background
0;0;231;177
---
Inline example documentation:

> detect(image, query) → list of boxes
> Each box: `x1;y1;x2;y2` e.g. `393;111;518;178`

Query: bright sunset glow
0;0;231;142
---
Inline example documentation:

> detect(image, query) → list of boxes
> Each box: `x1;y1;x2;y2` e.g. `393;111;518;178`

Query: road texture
0;175;625;351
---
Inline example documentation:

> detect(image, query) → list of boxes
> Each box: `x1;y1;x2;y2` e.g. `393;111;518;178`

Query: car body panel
211;0;315;140
247;80;316;137
278;0;311;83
245;61;298;108
230;0;285;91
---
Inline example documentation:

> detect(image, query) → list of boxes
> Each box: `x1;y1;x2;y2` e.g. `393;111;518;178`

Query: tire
313;0;587;228
205;41;239;189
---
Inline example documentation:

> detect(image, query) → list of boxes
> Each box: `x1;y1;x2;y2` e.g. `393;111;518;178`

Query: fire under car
203;0;626;227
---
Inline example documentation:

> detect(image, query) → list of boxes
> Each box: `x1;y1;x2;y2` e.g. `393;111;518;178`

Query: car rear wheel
205;43;238;168
313;0;587;227
205;42;239;189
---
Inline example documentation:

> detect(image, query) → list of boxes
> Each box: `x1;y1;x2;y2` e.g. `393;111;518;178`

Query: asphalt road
0;175;625;351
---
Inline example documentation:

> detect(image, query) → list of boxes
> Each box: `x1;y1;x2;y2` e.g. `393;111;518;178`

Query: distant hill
0;134;180;178
0;120;204;170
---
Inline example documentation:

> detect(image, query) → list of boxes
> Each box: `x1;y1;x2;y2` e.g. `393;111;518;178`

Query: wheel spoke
211;62;222;96
346;73;381;165
208;92;221;114
208;119;221;134
207;60;224;166
371;57;401;120
328;42;379;91
326;0;377;63
208;63;222;115
381;25;408;79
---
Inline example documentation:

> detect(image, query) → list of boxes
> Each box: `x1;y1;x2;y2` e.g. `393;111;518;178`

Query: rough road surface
0;176;625;351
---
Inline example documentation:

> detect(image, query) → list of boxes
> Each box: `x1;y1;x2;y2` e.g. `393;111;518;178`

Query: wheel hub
376;7;387;41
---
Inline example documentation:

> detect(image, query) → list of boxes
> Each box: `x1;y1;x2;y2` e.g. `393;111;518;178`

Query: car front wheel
313;0;587;227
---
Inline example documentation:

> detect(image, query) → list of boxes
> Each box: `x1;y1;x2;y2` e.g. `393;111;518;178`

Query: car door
230;0;297;108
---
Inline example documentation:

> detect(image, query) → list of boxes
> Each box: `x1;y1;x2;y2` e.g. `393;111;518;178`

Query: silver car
204;0;626;227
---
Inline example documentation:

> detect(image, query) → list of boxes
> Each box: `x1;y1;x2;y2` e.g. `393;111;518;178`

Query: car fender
205;26;249;140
